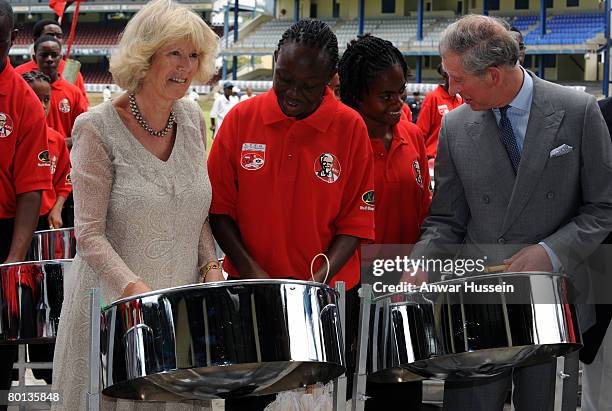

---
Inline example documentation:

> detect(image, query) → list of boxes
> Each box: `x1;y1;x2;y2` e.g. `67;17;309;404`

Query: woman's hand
203;268;224;283
47;206;63;229
121;279;152;298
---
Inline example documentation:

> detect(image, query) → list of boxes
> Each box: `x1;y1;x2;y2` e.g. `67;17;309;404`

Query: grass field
87;92;216;155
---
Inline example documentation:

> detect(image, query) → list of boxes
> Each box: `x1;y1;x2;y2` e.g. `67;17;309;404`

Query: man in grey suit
416;15;612;410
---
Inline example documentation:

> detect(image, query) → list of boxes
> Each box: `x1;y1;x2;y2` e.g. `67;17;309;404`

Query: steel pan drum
100;279;345;401
0;260;68;343
369;272;581;381
27;228;76;261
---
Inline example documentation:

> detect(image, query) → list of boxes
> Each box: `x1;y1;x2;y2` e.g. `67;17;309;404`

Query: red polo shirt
0;60;52;219
371;121;431;244
40;126;72;216
47;76;88;139
208;87;375;289
15;59;88;104
417;85;463;159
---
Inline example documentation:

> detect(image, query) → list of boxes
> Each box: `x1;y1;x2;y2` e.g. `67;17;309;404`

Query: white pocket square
549;144;573;158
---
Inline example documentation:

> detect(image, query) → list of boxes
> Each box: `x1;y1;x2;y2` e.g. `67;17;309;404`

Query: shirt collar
505;67;533;112
0;59;15;96
261;86;337;133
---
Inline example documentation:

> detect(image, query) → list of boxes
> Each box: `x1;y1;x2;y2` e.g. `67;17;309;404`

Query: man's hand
398;267;428;287
48;207;63;229
504;244;553;272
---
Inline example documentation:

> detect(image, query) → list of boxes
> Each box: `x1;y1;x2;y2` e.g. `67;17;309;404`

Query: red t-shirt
15;59;88;104
208;87;375;289
0;60;52;219
417;85;463;159
47;76;88;139
40;126;72;216
371;121;432;244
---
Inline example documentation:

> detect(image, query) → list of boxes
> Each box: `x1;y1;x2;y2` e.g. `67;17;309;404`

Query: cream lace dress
51;99;217;411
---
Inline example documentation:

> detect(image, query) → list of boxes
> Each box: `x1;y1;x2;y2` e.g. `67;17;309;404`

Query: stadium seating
223;13;605;52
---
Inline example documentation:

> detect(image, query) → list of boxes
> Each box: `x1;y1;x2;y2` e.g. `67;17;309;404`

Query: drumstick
484;264;508;274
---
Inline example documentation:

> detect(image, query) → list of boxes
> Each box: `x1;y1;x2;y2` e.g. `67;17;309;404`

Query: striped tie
498;105;521;173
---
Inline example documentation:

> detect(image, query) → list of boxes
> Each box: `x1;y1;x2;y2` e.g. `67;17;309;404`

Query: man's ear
487;66;503;87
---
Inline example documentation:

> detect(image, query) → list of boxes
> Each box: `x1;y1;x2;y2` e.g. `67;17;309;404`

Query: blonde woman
51;1;222;409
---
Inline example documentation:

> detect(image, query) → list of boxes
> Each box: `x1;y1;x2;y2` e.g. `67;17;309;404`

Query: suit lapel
500;75;565;234
465;111;515;203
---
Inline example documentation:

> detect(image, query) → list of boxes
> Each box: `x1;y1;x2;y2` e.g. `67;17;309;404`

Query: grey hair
439;14;519;76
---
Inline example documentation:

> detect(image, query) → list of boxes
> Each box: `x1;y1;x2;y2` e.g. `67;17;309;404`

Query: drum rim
105;278;339;309
33;227;75;235
0;259;73;268
371;271;569;302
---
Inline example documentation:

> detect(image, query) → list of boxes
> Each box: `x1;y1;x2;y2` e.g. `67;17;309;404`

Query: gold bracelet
199;261;220;281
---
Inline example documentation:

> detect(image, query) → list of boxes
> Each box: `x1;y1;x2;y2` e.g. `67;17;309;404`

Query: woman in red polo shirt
208;19;375;411
338;34;432;411
21;71;71;231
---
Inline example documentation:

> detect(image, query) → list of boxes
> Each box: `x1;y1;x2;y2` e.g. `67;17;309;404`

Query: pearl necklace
128;93;176;137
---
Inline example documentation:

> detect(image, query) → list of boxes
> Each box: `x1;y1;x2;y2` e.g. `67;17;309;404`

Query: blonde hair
110;0;219;92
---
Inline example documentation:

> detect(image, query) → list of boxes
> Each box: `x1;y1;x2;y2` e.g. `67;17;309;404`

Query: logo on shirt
38;150;51;167
413;160;423;188
314;153;341;183
50;154;58;175
0;112;14;138
240;143;266;170
437;104;449;116
65;171;72;185
58;98;71;113
361;190;375;211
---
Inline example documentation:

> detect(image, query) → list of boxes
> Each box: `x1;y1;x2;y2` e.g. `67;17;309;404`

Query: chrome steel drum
367;292;433;383
0;260;68;343
100;279;345;401
27;228;76;261
369;272;581;381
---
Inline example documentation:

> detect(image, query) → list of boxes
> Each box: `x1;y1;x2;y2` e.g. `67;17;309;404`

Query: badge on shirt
38;150;51;167
361;190;375;211
413;160;423;188
65;172;72;186
58;98;71;113
241;143;266;170
314;153;341;183
437;104;449;116
0;112;14;138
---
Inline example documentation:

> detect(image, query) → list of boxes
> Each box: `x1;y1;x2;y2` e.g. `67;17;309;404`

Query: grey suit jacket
416;72;612;327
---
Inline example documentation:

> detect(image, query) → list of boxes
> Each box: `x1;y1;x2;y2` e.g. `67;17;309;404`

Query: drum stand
351;284;372;411
553;352;580;411
87;288;101;411
333;281;348;411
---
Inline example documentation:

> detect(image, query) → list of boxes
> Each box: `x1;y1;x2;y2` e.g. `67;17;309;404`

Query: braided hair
276;19;339;72
338;34;407;110
22;70;52;85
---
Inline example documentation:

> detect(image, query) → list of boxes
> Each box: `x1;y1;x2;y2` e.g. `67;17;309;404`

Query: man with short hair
0;2;52;408
415;14;612;410
510;26;526;66
14;18;88;102
210;81;238;138
240;86;255;102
